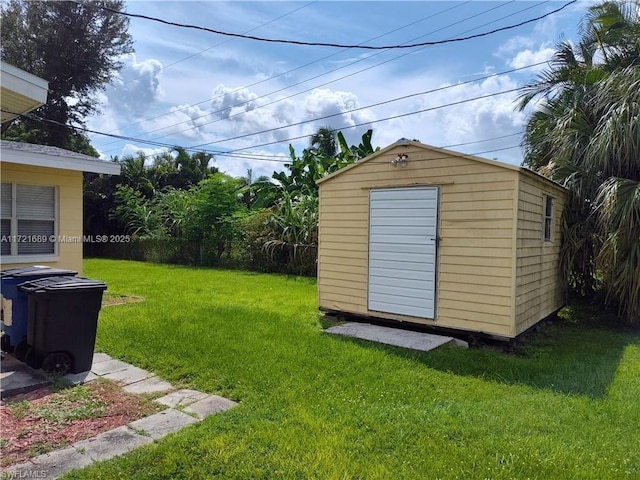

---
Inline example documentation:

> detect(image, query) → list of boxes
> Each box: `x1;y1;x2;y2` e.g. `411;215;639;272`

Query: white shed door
368;187;438;318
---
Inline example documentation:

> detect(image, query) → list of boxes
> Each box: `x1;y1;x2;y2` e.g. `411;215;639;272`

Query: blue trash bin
1;266;77;359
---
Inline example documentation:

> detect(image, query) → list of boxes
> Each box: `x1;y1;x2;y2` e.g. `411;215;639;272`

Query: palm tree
119;152;155;198
518;1;640;322
589;68;640;321
309;126;337;158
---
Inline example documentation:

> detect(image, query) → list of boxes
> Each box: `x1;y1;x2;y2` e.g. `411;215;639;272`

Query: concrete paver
91;352;112;365
90;358;130;376
1;355;51;399
1;355;25;371
123;376;173;395
73;425;153;462
325;322;460;352
2;352;238;478
155;389;209;408
102;365;152;385
184;395;238;418
128;409;199;440
8;445;93;479
64;370;99;385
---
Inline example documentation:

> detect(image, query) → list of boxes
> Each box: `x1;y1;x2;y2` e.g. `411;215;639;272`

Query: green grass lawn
64;259;640;479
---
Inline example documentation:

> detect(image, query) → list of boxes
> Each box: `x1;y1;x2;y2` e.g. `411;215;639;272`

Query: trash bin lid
1;265;78;278
18;276;107;293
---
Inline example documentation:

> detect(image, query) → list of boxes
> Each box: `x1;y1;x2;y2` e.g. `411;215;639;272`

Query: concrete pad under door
325;322;467;352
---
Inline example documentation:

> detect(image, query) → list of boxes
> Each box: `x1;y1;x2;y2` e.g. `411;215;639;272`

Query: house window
543;195;553;242
1;183;57;257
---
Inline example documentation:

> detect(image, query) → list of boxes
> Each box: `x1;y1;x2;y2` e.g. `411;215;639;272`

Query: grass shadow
331;305;640;400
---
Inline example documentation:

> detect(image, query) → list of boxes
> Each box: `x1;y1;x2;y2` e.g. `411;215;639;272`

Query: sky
86;0;595;179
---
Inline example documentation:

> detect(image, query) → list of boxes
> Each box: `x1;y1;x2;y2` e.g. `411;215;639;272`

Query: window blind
16;185;55;219
1;183;12;218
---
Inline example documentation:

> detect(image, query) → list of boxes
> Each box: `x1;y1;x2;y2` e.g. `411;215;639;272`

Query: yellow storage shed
317;139;567;340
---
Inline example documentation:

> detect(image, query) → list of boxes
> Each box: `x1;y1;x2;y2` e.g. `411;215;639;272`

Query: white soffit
1;61;49;122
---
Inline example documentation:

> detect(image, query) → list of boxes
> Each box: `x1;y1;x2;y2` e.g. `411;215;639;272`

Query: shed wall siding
318;146;518;337
514;173;566;333
1;162;84;274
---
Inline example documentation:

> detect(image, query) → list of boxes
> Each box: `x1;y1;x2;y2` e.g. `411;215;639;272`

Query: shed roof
316;138;566;191
1;140;121;175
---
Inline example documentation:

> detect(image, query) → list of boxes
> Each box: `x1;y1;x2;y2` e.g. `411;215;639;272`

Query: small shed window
543;195;553;242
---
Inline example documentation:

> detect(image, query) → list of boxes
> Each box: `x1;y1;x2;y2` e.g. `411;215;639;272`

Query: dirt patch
102;293;144;307
0;378;165;468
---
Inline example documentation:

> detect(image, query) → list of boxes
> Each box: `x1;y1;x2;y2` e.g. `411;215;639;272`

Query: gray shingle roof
1;140;120;174
1;140;100;161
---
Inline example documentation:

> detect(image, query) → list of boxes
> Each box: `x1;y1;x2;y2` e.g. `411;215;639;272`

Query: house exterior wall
514;172;566;334
318;145;521;338
1;162;84;274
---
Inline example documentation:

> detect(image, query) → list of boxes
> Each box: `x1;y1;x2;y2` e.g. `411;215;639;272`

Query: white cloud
134;70;528;168
119;144;170;163
213;150;288;179
367;74;527;165
210;84;259;120
303;88;374;127
200;84;299;146
300;88;375;146
143;104;213;141
495;35;555;73
106;54;163;118
509;45;555;71
495;36;536;58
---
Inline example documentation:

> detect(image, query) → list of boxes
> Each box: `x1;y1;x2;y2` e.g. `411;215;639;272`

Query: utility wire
1;106;524;165
78;0;576;50
214;145;526;166
97;55;538;155
22;59;536;159
1;108;294;162
224;87;523;154
96;0;538;153
191;62;544;149
115;1;318;89
94;1;473;148
442;132;522;149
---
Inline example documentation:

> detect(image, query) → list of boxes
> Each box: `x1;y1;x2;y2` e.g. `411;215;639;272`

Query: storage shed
317;139;567;340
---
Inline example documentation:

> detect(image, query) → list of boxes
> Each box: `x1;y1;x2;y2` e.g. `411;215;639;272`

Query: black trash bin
1;266;77;358
19;276;107;374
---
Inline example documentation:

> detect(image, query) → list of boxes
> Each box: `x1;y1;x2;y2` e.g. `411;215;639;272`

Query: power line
6;48;539;159
1;108;286;162
441;133;523;149
191;62;544;149
3;108;524;165
94;1;475;149
89;1;575;151
96;0;538;153
97;56;539;156
78;0;576;50
115;1;318;89
218;145;526;167
224;87;524;154
32;64;533;158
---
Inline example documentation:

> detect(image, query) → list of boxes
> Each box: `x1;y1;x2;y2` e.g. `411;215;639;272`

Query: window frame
543;194;554;243
1;182;59;263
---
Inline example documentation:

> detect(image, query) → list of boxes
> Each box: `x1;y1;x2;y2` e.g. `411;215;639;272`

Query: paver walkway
3;353;237;479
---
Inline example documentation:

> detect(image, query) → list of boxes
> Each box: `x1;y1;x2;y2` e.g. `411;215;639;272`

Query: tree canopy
84;128;379;274
0;0;133;152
